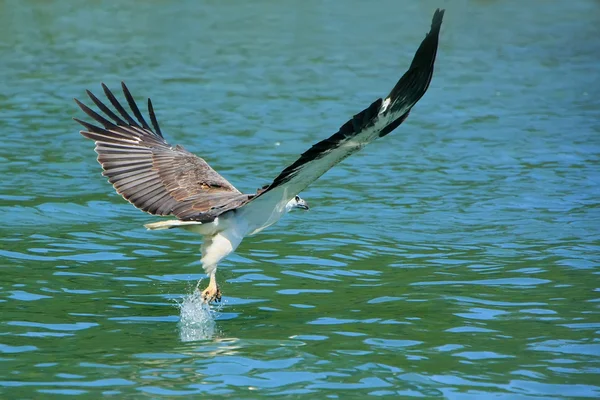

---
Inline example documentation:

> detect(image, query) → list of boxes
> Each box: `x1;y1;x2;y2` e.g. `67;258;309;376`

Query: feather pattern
240;9;444;225
76;8;444;229
75;83;250;222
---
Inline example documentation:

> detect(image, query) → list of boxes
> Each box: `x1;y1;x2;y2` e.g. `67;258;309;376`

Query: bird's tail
144;220;202;230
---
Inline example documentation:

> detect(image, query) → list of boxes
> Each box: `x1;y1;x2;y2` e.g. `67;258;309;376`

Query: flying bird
75;9;444;303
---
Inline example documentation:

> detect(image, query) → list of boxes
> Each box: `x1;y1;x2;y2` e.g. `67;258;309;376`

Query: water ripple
1;0;599;398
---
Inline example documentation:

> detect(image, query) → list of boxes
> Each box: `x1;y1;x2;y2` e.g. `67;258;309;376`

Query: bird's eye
295;195;300;201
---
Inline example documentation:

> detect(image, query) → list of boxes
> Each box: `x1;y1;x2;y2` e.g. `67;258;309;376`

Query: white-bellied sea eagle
75;9;444;303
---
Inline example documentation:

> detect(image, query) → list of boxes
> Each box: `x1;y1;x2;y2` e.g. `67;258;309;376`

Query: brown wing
75;82;250;222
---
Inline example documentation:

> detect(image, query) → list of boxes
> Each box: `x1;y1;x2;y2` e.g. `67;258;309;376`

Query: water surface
1;0;599;398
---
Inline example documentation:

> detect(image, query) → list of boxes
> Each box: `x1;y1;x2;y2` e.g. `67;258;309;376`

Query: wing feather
147;98;164;138
121;82;152;131
242;9;444;214
75;83;250;222
76;9;444;224
85;90;129;127
101;83;142;128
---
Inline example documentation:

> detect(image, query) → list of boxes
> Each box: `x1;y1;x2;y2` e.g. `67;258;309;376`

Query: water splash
177;290;217;342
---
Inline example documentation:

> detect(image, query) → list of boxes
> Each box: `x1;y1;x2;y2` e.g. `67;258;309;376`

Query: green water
1;0;599;398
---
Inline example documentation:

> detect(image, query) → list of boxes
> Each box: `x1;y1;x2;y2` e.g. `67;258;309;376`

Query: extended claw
201;283;221;303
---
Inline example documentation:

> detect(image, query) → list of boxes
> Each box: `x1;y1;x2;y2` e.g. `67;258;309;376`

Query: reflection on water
177;290;217;342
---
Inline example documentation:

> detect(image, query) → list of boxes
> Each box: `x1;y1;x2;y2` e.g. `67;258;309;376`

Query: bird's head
286;195;309;212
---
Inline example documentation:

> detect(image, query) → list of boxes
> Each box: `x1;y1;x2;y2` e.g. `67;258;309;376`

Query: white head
285;195;309;213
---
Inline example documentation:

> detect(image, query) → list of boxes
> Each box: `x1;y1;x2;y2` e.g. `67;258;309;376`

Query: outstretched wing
75;83;250;222
240;9;444;217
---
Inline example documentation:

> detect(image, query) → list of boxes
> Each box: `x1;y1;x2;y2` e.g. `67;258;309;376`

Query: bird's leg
197;231;242;304
199;270;221;303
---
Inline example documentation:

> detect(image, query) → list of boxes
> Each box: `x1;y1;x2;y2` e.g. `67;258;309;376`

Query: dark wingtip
432;8;445;31
382;8;443;124
120;81;152;131
73;97;86;111
411;9;443;69
147;97;164;138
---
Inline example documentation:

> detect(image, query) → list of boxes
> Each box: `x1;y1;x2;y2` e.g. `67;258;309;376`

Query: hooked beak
297;201;309;211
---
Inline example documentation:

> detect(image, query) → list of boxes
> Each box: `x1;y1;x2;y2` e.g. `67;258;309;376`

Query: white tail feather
144;220;203;230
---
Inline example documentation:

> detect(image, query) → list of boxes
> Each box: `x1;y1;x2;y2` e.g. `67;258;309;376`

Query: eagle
75;9;444;303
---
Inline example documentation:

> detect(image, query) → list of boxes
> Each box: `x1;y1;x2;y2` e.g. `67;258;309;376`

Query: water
178;291;217;343
1;0;599;398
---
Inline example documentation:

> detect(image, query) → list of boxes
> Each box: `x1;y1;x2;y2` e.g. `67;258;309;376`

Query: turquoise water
1;0;599;398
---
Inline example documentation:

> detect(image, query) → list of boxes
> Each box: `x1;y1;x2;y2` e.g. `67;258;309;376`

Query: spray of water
176;287;218;342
